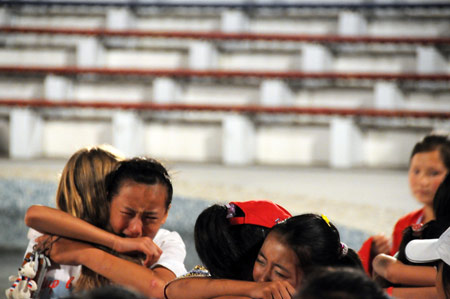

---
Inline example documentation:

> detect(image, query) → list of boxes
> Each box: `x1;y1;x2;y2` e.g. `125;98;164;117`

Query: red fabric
358;236;375;275
229;200;292;228
358;208;425;276
390;208;425;255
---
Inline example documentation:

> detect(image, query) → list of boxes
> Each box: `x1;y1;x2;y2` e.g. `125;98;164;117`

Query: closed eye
255;256;266;266
275;271;288;279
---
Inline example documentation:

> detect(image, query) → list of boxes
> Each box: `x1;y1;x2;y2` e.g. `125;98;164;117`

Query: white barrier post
221;10;249;33
112;111;145;158
260;80;293;106
188;41;218;70
10;109;43;159
417;46;446;74
106;7;135;30
153;78;181;103
338;11;367;36
0;8;11;26
301;44;333;72
77;37;105;67
220;7;254;165
222;114;255;165
374;82;404;109
44;75;72;101
329;117;363;168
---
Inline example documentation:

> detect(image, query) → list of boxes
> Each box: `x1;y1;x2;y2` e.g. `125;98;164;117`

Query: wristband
386;286;394;296
164;281;171;299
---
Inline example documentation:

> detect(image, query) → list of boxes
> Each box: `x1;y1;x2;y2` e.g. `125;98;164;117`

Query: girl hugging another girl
165;213;363;299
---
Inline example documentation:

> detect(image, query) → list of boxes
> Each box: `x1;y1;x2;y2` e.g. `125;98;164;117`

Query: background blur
0;0;449;291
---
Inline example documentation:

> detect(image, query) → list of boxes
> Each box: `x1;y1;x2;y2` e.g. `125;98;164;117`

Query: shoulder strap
30;251;51;299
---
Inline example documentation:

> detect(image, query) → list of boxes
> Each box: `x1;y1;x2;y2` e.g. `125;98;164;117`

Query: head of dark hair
106;157;173;209
410;133;450;171
269;214;363;276
194;204;269;281
396;221;442;267
440;261;450;299
434;173;450;229
297;267;389;299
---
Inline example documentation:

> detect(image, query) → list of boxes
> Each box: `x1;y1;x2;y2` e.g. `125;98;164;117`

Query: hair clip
411;223;423;232
226;203;236;219
321;214;331;227
340;242;348;257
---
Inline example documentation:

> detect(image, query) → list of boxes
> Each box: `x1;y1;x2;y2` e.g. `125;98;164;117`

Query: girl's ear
166;204;171;213
161;204;171;225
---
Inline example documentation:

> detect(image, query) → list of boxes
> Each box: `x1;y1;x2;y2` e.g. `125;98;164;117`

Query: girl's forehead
262;232;289;251
411;150;445;166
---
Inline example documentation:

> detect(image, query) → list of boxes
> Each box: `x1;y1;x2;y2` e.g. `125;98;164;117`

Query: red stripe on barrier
1;26;450;45
1;99;449;119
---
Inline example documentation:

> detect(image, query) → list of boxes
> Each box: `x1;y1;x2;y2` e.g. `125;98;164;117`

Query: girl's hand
35;235;90;265
113;236;162;267
250;281;296;299
372;234;391;256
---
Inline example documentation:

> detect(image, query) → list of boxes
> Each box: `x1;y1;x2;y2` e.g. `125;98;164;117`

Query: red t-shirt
390;208;425;255
358;208;425;275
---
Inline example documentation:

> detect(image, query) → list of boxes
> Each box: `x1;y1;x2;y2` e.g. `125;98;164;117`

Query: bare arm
373;254;436;286
391;287;438;299
40;236;175;299
164;277;295;299
25;205;161;266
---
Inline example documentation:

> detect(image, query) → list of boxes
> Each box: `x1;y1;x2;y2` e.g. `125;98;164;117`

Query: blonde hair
55;145;125;291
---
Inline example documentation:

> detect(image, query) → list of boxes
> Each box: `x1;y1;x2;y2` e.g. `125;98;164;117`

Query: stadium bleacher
0;1;448;168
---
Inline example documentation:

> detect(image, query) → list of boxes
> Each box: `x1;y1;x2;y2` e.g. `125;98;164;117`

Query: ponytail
194;204;268;280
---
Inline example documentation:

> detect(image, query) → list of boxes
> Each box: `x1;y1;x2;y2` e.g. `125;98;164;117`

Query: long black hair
441;262;450;299
270;214;363;276
194;204;269;281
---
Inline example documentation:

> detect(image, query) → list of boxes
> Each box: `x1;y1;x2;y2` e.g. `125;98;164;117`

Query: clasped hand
113;236;162;267
35;234;162;267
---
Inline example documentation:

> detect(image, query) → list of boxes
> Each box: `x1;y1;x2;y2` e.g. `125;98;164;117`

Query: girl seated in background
372;173;450;298
164;213;363;299
360;133;450;275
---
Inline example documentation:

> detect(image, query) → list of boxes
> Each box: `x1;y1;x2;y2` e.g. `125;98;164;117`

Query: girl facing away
21;145;124;298
164;213;363;299
359;133;450;275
